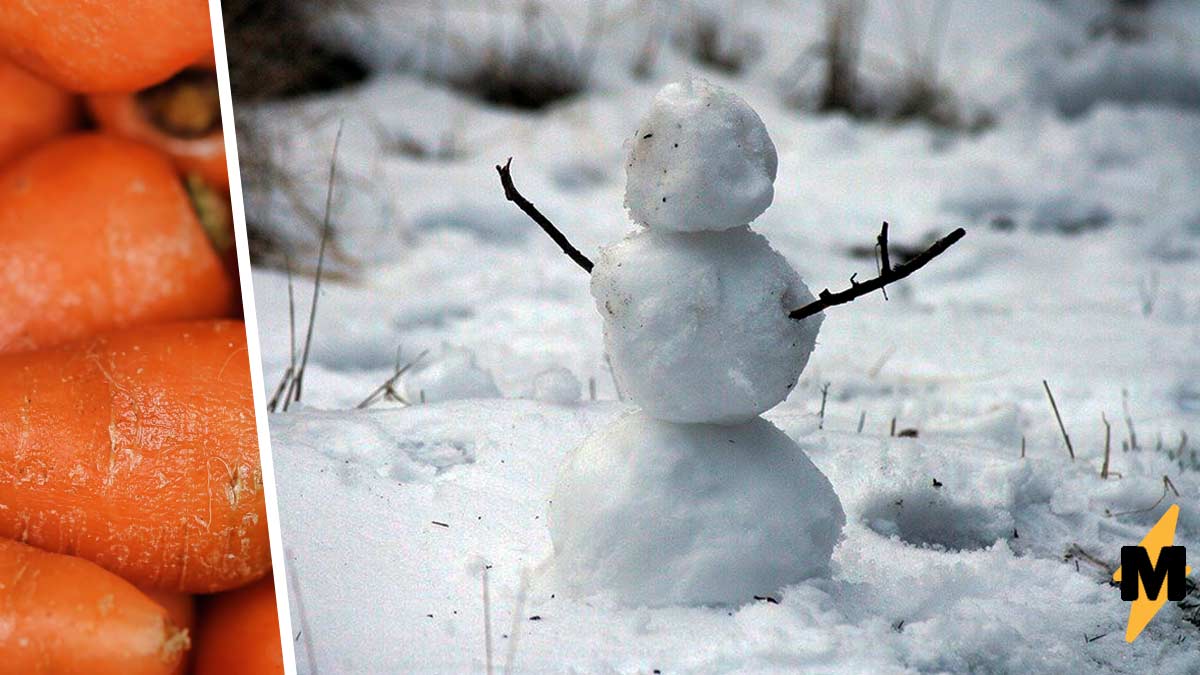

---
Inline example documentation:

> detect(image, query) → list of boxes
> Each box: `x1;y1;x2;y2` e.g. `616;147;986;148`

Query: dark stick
1043;379;1075;461
818;382;830;430
877;221;891;273
788;224;966;320
286;120;344;410
876;221;890;301
496;158;594;273
1101;413;1111;479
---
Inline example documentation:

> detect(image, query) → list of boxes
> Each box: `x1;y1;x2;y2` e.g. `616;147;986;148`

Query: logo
1112;504;1191;642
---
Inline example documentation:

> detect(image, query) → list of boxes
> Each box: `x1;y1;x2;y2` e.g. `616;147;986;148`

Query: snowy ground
238;0;1200;672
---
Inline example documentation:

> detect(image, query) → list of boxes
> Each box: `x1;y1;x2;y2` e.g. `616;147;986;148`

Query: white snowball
549;412;844;607
624;78;778;232
591;226;822;424
532;366;582;404
400;345;500;403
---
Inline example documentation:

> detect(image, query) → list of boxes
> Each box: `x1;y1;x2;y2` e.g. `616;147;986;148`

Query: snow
529;365;581;404
592;225;821;424
624;78;778;232
240;0;1200;671
549;411;843;607
275;401;1200;673
399;344;500;404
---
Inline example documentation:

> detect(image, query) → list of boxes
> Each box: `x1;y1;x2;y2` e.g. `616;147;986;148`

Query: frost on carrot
0;537;189;675
0;320;270;593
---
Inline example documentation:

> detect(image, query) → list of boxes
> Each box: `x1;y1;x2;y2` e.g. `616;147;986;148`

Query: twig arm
789;224;966;320
496;158;594;273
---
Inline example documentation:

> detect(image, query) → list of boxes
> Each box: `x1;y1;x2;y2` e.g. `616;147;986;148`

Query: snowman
497;78;963;606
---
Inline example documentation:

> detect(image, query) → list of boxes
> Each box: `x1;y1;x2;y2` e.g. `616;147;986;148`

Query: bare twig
496;169;963;322
503;569;531;675
876;220;890;301
483;563;494;675
1065;543;1112;572
877;220;891;273
788;223;966;320
496;158;593;272
356;350;429;409
287;252;297;374
286;548;320;675
267;253;298;413
1043;379;1075;461
818;382;831;429
857;410;866;433
1107;475;1178;518
284;121;344;411
1101;413;1112;479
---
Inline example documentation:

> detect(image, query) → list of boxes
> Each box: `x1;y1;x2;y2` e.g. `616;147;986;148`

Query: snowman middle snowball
592;78;822;424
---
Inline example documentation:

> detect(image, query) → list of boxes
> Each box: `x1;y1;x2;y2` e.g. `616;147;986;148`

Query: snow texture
550;412;844;607
530;365;581;404
399;344;500;403
592;225;821;424
624;78;778;232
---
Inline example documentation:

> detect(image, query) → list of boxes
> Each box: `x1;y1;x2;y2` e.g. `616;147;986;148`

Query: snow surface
550;412;843;607
240;0;1200;671
592;225;821;424
624;78;778;232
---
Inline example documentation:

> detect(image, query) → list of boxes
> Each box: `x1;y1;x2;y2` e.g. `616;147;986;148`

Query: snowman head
624;77;778;233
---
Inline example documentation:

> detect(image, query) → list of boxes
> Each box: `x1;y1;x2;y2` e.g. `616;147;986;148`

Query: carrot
0;537;189;675
0;58;79;166
144;591;195;675
0;320;271;593
0;134;236;354
193;576;284;675
0;1;214;94
88;67;229;190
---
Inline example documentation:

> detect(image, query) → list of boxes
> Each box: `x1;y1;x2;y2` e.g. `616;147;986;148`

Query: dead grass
783;0;992;132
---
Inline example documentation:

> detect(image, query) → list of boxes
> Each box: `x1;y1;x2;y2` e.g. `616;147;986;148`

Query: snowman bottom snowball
591;225;822;424
549;412;845;607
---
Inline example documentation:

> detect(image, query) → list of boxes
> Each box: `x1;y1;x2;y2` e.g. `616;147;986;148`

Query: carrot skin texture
0;134;236;354
0;58;78;166
0;537;189;675
193;576;285;675
0;320;270;593
0;1;214;94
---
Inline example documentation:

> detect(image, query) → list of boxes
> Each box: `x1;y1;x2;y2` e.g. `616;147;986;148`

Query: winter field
233;1;1200;672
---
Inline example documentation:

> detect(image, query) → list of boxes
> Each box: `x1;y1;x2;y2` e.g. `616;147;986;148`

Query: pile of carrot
0;3;283;673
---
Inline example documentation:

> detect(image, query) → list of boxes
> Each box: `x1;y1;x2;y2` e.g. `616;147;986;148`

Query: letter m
1120;546;1187;601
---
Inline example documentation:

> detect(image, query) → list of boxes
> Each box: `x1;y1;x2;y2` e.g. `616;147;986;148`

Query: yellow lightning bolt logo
1112;504;1191;642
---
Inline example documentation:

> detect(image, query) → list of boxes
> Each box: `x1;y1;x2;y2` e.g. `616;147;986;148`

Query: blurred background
223;0;1199;455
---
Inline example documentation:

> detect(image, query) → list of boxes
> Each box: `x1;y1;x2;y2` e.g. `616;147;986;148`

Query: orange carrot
0;320;271;593
193;576;285;675
0;58;78;166
144;591;196;675
0;134;236;354
88;66;229;190
0;537;189;675
0;1;214;94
